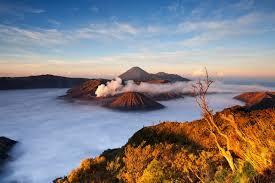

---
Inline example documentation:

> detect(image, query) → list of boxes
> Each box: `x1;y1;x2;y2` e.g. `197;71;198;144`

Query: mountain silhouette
155;72;190;82
119;67;153;81
119;66;190;82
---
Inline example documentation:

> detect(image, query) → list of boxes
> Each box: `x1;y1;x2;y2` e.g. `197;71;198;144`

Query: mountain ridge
0;75;89;90
234;91;275;110
119;66;190;82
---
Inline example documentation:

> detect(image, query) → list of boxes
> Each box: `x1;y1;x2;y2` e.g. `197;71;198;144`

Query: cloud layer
95;77;272;97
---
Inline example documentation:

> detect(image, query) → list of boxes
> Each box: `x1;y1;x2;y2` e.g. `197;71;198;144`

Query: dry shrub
119;142;225;183
138;159;166;183
63;156;119;183
120;144;154;182
221;113;274;173
192;68;236;172
192;68;275;182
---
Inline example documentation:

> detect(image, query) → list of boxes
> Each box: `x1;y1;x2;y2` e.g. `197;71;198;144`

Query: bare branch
193;68;236;172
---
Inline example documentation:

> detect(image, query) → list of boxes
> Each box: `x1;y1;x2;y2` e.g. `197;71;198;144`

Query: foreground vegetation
55;105;275;183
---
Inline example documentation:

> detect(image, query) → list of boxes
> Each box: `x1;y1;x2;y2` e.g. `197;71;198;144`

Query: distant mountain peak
155;72;190;82
119;66;190;82
129;66;145;70
119;67;151;81
124;67;148;74
156;72;167;75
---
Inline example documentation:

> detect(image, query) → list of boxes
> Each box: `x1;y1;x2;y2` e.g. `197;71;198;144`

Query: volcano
234;92;275;110
119;66;190;82
119;67;153;81
65;79;109;98
106;92;164;111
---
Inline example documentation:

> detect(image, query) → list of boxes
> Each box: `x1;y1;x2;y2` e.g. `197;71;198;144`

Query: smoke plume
95;77;271;97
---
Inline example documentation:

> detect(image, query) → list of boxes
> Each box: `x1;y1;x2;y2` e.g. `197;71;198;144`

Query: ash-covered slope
234;92;275;110
106;92;164;110
65;79;109;98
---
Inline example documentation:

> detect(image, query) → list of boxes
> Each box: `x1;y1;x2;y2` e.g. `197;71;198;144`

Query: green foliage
232;161;257;183
138;159;166;183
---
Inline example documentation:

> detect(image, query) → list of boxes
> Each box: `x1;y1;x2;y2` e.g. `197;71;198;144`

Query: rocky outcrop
106;92;164;111
0;137;17;166
234;92;275;110
0;75;89;90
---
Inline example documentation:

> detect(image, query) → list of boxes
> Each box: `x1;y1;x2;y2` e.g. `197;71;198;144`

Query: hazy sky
0;0;274;79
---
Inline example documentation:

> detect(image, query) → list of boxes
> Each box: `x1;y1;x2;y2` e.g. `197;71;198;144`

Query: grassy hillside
55;106;274;183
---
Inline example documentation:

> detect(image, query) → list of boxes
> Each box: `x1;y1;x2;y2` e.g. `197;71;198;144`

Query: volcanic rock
106;92;164;111
234;91;275;110
0;137;17;166
65;79;109;98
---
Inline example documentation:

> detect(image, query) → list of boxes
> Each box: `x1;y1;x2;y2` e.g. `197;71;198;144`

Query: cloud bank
95;77;272;97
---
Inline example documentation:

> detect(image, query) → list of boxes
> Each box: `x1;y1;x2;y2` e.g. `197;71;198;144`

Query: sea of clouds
0;82;273;182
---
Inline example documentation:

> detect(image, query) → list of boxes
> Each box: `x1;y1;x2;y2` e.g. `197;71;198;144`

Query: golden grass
55;106;275;183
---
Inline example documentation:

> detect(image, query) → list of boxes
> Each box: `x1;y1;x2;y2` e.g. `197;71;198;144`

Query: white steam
95;77;124;97
95;77;271;97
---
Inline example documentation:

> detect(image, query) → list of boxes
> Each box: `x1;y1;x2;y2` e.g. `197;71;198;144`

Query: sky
0;0;274;80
